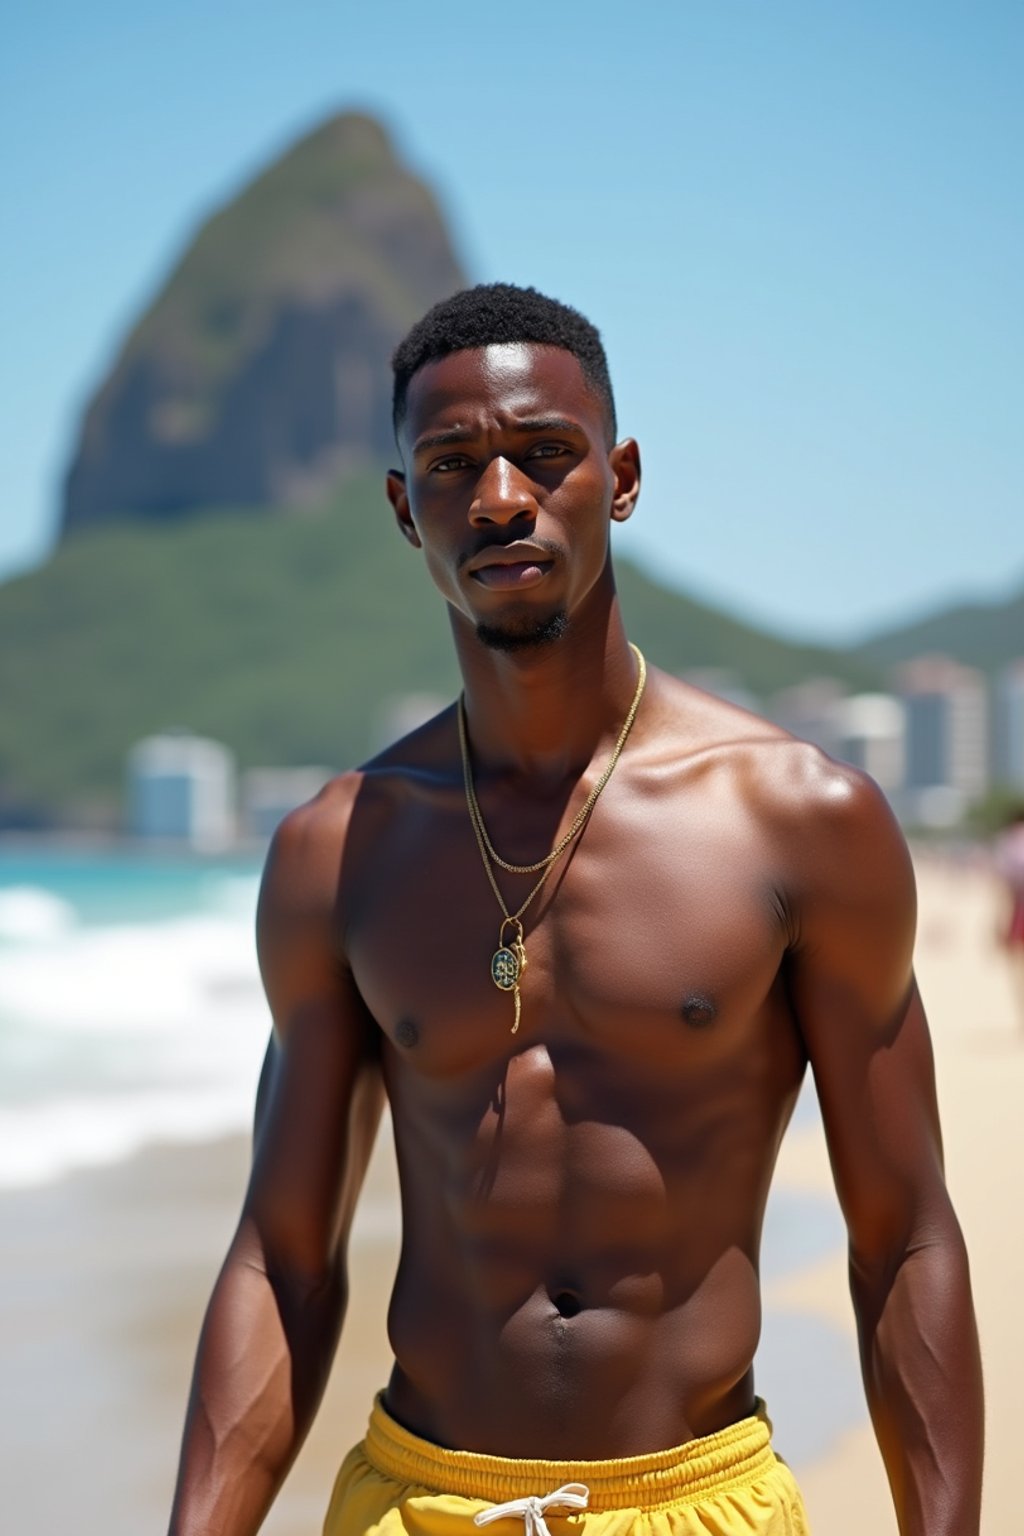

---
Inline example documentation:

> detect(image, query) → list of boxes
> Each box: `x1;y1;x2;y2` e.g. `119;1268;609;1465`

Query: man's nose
469;456;538;527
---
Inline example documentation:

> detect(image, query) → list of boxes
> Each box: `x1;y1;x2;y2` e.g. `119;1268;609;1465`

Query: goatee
475;610;569;654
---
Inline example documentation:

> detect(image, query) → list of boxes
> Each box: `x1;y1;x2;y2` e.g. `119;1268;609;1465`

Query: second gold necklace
457;644;647;1032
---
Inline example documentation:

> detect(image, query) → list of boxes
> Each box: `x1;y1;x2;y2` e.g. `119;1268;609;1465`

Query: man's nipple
395;1018;420;1048
681;992;717;1029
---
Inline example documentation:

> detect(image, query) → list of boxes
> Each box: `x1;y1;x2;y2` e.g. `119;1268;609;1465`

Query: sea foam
0;886;77;942
0;871;268;1188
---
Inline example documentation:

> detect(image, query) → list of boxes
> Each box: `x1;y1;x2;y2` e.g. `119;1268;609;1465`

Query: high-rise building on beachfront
993;660;1024;793
835;693;906;797
126;732;236;850
895;656;988;826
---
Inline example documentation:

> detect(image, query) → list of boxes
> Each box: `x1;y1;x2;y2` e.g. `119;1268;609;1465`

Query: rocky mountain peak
61;110;466;534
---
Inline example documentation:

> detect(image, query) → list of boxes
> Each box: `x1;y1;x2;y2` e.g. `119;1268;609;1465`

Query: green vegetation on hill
1;476;445;825
0;473;878;828
853;577;1024;675
615;561;879;701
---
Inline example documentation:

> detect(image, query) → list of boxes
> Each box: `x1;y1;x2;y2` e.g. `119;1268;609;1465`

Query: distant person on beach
168;285;983;1535
994;805;1024;1025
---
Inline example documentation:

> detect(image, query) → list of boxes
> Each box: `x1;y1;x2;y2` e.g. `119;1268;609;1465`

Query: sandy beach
785;851;1024;1534
1;852;1019;1534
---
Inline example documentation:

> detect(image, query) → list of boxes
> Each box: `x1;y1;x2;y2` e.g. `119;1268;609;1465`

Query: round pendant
491;946;520;991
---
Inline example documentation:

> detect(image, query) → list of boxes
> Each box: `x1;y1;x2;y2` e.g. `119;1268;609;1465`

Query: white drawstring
472;1483;590;1536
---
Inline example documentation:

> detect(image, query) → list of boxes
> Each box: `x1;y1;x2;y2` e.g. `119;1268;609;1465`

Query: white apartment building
993;659;1024;792
895;656;988;825
126;732;236;850
836;692;906;795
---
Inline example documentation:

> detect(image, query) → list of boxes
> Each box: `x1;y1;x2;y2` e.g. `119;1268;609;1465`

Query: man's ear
609;438;641;524
386;470;421;548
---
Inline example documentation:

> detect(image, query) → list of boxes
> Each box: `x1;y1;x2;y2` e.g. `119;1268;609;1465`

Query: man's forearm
852;1214;983;1536
168;1223;346;1536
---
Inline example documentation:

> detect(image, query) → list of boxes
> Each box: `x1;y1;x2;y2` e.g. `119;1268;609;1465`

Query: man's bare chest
341;788;797;1080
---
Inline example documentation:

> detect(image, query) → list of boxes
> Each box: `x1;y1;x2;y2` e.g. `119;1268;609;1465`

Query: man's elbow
848;1193;974;1321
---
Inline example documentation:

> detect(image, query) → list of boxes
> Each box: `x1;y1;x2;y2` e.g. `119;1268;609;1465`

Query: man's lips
472;559;553;589
466;544;555;590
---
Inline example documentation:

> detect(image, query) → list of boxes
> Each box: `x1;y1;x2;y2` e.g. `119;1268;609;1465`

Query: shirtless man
168;284;983;1536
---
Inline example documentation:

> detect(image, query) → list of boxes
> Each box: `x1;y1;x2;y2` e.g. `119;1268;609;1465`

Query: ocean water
0;847;269;1187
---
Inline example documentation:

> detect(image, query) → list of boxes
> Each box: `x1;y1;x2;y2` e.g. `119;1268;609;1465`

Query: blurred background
1;4;1021;1533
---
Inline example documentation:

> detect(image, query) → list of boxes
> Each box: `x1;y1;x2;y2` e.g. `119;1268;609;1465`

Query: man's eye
527;443;567;460
431;456;470;472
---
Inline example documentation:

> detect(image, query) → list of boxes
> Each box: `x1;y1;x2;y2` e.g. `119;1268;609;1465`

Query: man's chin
475;609;569;654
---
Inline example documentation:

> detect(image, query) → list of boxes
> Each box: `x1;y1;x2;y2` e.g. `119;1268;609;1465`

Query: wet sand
1;853;1018;1534
1;1126;401;1536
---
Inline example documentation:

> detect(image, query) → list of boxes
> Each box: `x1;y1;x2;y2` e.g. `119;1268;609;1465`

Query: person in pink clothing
994;807;1024;1022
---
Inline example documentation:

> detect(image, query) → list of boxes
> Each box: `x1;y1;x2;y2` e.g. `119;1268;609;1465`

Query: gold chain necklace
457;644;646;1032
460;642;647;875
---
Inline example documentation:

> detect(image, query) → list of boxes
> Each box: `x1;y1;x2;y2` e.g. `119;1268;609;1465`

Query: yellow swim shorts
324;1394;810;1535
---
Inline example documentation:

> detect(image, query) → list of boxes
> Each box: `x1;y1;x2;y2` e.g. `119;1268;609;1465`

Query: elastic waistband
362;1394;778;1511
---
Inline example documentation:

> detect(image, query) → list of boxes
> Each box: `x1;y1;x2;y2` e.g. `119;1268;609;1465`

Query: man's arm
168;789;383;1536
783;760;983;1536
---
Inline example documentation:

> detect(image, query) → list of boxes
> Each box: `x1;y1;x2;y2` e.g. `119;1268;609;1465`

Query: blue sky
3;1;1021;641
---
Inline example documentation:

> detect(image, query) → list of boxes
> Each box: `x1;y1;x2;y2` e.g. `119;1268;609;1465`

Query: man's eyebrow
412;428;476;454
413;418;585;455
513;416;585;436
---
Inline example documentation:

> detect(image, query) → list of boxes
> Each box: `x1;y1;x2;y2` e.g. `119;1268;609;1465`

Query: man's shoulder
271;766;363;851
257;773;365;934
657;670;900;844
264;704;459;882
359;698;459;783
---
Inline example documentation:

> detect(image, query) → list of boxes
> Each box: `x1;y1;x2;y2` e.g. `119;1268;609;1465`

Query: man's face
388;344;639;651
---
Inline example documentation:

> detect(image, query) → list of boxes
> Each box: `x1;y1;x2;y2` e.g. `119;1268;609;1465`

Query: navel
549;1287;583;1319
681;993;717;1029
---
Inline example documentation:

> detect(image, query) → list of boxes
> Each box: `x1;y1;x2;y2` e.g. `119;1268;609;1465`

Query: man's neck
453;596;641;790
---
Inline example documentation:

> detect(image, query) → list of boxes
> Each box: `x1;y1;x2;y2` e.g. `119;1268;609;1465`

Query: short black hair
391;282;617;442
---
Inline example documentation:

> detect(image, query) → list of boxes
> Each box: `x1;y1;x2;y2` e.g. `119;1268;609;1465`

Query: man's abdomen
383;1211;764;1459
